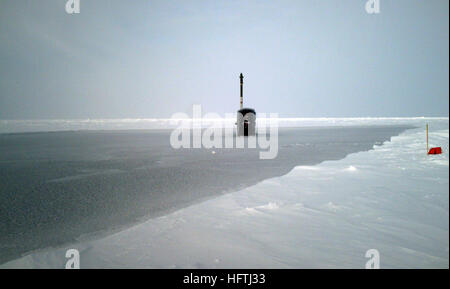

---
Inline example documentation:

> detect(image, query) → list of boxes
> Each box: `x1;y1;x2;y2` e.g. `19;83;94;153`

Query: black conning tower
236;73;256;136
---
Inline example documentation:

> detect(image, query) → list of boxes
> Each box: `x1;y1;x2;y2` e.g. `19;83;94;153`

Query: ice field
1;118;448;269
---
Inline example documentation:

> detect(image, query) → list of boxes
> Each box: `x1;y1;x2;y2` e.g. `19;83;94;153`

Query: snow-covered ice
1;119;448;269
0;117;447;133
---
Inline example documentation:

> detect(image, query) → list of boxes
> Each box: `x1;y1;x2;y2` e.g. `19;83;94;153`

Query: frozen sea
0;118;448;268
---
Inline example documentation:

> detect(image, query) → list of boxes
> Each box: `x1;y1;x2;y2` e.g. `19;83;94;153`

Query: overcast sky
0;0;448;119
